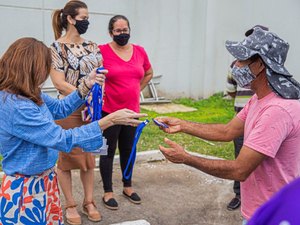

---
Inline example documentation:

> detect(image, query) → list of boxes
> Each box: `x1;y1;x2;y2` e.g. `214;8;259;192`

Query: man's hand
159;138;190;163
155;117;182;134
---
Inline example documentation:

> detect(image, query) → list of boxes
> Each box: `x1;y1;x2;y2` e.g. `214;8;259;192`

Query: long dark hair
0;37;52;105
52;0;88;40
108;15;130;35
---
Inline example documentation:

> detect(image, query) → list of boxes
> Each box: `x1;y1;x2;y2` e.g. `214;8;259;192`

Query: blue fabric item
247;177;300;225
87;83;103;121
123;120;149;180
0;90;103;176
87;67;104;121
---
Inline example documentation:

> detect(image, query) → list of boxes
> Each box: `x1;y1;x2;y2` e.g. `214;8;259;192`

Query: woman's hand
98;109;147;130
110;109;148;126
85;68;108;88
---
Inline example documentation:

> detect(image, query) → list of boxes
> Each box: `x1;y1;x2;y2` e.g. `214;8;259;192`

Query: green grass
138;93;236;160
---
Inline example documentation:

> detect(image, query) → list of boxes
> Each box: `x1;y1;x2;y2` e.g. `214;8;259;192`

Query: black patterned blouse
50;40;102;87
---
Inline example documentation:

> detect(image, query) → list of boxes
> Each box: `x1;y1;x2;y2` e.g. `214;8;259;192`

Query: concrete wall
1;0;299;99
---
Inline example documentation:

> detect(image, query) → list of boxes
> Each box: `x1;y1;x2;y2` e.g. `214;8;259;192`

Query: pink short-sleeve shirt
237;92;300;219
99;44;151;113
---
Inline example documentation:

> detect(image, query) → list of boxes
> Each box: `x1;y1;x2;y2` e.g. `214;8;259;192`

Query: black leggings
99;111;137;192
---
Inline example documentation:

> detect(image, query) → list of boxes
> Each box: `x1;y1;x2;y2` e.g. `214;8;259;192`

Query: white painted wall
0;0;299;99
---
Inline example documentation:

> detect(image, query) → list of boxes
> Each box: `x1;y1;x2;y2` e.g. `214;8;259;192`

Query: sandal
65;204;81;225
82;201;102;222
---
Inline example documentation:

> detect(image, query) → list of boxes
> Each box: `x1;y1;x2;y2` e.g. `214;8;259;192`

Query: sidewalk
66;151;242;225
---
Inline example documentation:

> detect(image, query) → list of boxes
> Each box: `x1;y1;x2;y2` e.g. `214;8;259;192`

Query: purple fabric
248;177;300;225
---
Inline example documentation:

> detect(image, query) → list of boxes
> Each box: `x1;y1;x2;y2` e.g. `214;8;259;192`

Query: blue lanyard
123;119;149;180
86;84;102;121
86;67;104;121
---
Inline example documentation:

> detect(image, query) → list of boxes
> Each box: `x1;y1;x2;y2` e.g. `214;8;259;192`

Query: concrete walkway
63;151;242;225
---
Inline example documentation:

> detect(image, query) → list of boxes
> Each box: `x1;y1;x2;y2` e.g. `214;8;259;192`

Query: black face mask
74;19;89;34
113;33;130;46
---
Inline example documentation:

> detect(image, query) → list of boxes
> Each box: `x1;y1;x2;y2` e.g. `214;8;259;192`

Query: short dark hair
108;15;130;34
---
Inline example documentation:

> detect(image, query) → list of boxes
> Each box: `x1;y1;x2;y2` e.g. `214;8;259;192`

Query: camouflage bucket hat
226;27;300;99
266;68;300;99
226;27;290;76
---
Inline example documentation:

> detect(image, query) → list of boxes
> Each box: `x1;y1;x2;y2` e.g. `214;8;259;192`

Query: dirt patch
140;103;197;114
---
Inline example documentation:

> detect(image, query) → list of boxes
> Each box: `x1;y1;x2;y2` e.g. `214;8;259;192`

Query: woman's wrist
98;115;114;131
83;78;91;89
77;79;91;99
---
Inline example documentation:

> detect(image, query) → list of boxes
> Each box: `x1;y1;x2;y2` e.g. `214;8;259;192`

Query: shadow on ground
63;155;242;225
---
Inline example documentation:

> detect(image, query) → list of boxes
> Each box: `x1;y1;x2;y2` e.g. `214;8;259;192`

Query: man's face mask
231;64;255;88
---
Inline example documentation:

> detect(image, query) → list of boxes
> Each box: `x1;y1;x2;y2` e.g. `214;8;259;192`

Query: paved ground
63;151;242;225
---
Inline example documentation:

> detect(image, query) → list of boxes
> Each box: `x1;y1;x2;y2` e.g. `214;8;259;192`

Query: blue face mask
231;65;255;88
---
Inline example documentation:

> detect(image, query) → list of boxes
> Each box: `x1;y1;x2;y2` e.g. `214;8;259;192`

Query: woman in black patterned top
50;1;101;224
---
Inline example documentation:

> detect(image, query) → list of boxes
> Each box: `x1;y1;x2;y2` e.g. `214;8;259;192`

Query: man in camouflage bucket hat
226;26;300;99
225;25;269;212
156;27;300;224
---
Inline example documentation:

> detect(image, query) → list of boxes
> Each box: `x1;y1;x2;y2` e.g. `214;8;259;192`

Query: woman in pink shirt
99;15;153;210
